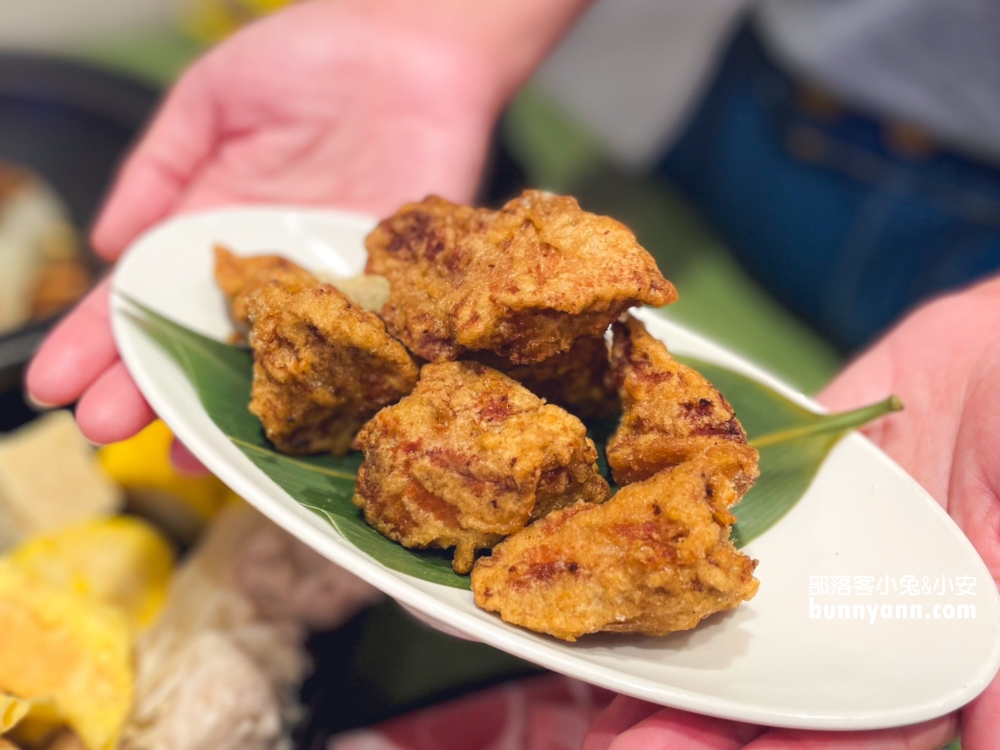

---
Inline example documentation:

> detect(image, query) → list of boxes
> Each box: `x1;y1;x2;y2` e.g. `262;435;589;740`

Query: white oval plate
112;206;1000;730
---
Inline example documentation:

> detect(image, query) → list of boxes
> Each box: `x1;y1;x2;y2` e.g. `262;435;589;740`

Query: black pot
0;52;159;423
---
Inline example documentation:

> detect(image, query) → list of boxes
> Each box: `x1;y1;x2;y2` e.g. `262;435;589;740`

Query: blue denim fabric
657;25;1000;351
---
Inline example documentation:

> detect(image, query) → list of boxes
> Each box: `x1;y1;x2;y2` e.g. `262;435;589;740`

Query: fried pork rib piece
352;362;611;573
467;335;619;421
365;190;677;364
214;245;316;328
607;316;749;486
472;443;760;641
247;282;418;456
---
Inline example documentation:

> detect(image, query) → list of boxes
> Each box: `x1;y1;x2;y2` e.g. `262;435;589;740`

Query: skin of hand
584;274;1000;749
24;0;591;450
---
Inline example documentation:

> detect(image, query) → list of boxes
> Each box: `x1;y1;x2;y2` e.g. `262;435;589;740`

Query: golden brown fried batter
466;335;619;421
214;245;316;329
247;281;418;456
472;443;760;641
607;316;749;486
365;190;677;364
352;362;611;573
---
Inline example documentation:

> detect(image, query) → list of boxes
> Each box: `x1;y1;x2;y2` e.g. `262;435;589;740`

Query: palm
93;0;498;256
821;277;1000;578
820;277;1000;749
28;0;502;444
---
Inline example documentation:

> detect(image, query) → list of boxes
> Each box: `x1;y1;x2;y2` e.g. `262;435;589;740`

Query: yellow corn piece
7;517;175;631
9;698;62;747
99;421;230;542
0;564;132;750
0;691;29;733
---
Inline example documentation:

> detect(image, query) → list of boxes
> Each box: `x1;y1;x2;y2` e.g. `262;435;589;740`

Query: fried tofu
607;316;750;485
466;335;619;421
365;190;676;364
214;245;316;330
247;282;418;456
352;362;611;573
471;443;760;641
0;411;122;550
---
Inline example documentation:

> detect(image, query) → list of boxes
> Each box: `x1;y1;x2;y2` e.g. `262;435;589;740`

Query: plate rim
111;204;1000;730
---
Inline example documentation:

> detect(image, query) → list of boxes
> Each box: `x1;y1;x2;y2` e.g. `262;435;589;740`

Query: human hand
26;0;588;447
584;275;1000;749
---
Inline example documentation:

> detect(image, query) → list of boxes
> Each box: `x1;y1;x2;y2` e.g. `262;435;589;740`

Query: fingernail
23;391;57;412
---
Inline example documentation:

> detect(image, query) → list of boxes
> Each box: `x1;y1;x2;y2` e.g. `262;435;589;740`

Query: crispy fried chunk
467;335;619;421
352;362;611;573
214;245;316;330
247;282;418;456
365;190;677;364
472;443;760;641
607;315;749;485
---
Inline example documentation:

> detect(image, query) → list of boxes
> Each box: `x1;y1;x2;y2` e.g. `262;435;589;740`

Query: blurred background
15;0;977;748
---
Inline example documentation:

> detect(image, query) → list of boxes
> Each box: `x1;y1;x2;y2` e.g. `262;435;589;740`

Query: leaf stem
750;395;903;449
230;437;359;480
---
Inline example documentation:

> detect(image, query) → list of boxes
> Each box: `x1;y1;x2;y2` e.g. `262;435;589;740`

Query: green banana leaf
125;299;899;590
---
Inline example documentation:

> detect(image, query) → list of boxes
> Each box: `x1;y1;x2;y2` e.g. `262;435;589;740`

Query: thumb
91;59;218;260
